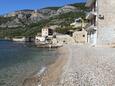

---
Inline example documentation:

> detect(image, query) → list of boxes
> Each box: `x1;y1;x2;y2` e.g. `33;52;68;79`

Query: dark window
48;29;53;35
83;35;85;37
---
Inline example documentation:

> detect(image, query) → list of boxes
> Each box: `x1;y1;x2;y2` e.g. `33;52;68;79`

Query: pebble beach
41;44;115;86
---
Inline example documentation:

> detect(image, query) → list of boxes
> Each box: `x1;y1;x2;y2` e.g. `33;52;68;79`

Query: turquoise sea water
0;40;58;86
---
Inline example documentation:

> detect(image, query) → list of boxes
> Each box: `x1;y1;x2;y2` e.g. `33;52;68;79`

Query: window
83;35;85;37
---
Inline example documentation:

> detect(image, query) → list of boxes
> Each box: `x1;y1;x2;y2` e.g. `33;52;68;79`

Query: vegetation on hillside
0;19;50;37
70;3;89;11
43;7;61;10
0;3;89;38
0;16;16;24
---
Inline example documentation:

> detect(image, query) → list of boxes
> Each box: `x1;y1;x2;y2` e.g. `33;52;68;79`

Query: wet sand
22;46;69;86
41;46;69;86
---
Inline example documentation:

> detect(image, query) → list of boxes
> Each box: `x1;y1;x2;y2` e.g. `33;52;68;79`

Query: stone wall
52;35;75;45
73;30;87;44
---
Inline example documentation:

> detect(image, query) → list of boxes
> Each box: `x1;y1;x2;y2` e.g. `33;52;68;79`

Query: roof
85;0;96;7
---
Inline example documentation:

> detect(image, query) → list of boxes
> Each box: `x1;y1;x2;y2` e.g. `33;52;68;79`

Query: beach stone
50;45;115;86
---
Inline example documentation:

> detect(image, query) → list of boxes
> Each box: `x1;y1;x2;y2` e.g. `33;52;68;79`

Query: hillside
0;3;88;38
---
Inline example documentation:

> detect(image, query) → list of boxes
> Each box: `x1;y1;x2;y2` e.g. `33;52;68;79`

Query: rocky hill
0;3;89;38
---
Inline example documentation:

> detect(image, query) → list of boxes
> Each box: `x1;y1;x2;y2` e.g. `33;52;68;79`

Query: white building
86;0;97;46
35;27;54;44
42;27;53;37
86;0;115;47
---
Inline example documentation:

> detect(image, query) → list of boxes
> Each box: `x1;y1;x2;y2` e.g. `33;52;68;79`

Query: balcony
86;11;97;20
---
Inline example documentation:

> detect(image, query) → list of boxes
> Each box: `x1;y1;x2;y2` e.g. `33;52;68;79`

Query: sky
0;0;86;15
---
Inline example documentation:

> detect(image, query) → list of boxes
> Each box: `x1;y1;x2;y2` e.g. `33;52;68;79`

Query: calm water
0;40;58;86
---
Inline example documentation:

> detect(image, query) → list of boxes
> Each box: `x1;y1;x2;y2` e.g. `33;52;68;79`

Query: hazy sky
0;0;86;15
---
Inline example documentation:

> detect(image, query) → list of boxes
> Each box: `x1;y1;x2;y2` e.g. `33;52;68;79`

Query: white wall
42;29;48;37
97;0;115;46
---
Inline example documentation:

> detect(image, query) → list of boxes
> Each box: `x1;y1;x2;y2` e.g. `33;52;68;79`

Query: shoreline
41;46;69;86
22;46;69;86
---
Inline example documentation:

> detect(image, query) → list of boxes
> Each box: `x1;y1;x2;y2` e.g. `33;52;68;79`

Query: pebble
50;45;115;86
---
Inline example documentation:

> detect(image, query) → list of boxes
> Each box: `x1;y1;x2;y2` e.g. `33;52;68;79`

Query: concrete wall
55;35;75;44
97;0;115;46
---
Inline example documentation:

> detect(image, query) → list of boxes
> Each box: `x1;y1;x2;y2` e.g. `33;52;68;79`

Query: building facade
73;29;87;44
86;0;115;47
70;18;88;44
86;0;97;46
42;27;53;37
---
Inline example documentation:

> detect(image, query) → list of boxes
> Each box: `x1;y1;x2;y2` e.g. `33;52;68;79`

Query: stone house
86;0;115;47
73;29;87;44
35;27;55;44
70;18;88;44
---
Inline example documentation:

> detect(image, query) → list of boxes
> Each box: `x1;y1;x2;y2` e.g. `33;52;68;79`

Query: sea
0;40;59;86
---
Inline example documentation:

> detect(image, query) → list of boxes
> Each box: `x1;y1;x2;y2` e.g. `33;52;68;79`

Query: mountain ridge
0;2;89;38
